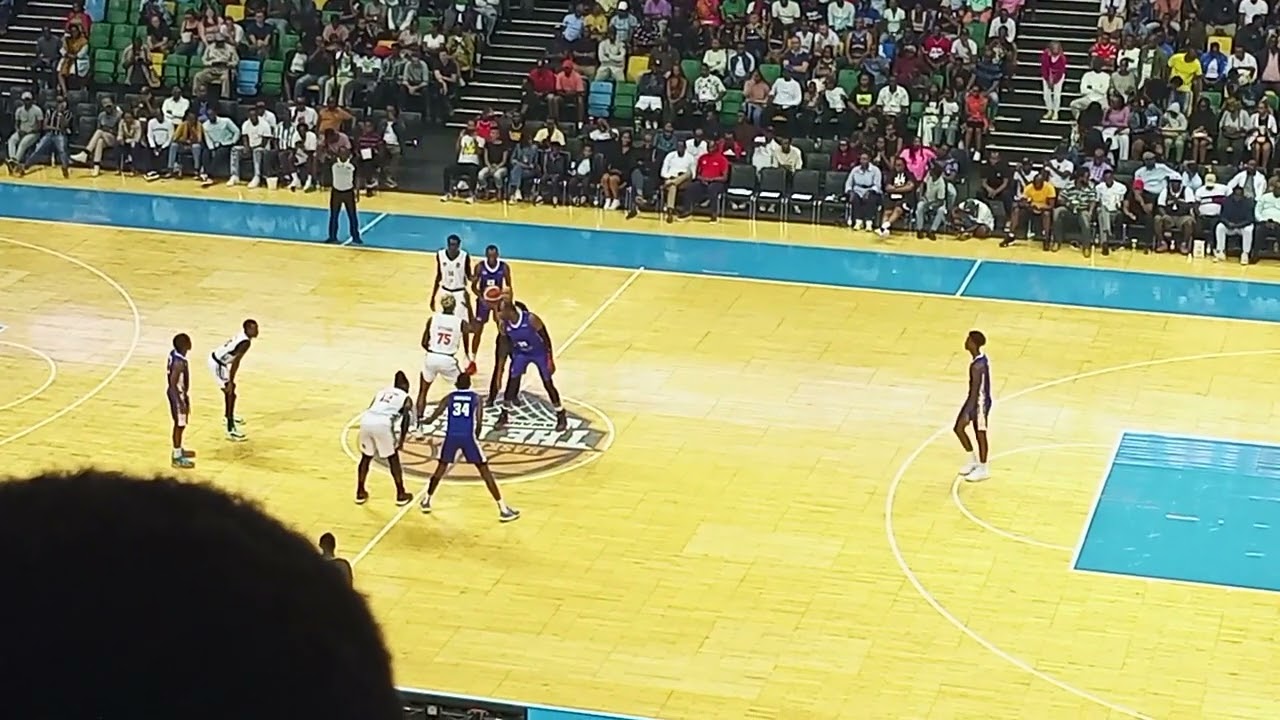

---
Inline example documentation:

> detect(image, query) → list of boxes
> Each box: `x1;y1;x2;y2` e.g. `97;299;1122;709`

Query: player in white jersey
207;319;259;441
416;294;473;432
356;370;415;506
430;234;472;321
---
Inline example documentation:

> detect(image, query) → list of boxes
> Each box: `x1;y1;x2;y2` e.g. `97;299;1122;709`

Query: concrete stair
451;1;568;125
0;0;74;94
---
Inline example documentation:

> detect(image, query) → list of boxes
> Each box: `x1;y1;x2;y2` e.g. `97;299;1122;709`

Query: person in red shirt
921;30;952;71
830;138;857;171
891;45;925;86
474;109;498;144
1089;32;1118;69
550;62;585;126
521;58;557;119
685;139;730;221
64;0;91;34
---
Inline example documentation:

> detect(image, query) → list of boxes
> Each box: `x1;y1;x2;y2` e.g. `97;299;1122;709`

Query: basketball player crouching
355;371;415;506
416;294;473;434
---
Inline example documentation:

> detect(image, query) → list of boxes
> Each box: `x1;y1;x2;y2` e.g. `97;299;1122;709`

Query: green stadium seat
89;23;112;48
759;63;781;84
681;59;702;82
836;69;858;94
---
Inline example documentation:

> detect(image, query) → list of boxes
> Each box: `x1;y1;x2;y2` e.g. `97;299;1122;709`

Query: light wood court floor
3;214;1280;720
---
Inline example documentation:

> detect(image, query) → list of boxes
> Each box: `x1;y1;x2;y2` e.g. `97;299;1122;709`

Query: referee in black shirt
326;146;362;245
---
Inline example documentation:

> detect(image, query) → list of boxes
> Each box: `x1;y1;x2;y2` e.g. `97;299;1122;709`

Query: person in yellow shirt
1167;48;1202;108
1000;171;1057;246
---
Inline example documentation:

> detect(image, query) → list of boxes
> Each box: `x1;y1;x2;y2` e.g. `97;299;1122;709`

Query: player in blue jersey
166;333;196;469
419;374;519;522
955;330;993;482
495;298;567;431
469;244;512;356
486;294;527;405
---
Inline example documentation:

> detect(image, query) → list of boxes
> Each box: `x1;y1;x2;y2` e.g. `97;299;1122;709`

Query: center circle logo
376;392;612;483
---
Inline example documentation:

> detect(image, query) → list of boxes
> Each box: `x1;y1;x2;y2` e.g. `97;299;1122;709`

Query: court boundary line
887;348;1280;720
954;259;982;296
0;235;142;449
1067;433;1127;571
348;266;644;568
0;341;58;412
950;442;1106;552
1067;428;1280;597
6;214;1280;328
8;178;1275;292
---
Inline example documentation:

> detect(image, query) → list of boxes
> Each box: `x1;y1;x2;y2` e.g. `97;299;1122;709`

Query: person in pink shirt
899;136;937;181
998;0;1022;14
1040;41;1067;120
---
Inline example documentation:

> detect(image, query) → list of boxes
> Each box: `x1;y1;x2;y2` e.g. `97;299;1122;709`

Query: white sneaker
1214;251;1226;262
247;176;261;189
288;176;300;190
226;176;238;187
964;465;990;482
440;193;451;202
878;226;890;238
958;460;978;476
512;189;523;202
302;178;313;191
90;166;100;177
465;195;474;204
70;151;88;164
1241;254;1250;265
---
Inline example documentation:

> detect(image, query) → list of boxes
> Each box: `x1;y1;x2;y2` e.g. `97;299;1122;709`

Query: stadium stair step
985;0;1100;160
452;1;568;125
0;0;75;94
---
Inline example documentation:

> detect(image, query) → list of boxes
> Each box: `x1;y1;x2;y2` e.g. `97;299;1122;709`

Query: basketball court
3;176;1280;719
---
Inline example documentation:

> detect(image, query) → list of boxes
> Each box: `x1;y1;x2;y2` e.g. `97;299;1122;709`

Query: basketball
483;286;504;304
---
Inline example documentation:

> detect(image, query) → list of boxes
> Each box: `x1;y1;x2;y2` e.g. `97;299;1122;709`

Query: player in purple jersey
418;374;519;522
469;244;512;356
486;296;526;405
166;333;196;468
955;330;993;482
495;298;567;431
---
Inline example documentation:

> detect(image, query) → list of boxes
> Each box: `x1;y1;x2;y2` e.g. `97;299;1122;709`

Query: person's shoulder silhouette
0;469;400;720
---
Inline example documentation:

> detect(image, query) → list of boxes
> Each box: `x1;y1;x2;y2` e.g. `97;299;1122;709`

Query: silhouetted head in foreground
0;469;400;720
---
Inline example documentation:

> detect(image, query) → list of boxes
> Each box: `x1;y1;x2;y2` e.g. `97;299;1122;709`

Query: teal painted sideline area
398;687;656;720
5;183;1280;322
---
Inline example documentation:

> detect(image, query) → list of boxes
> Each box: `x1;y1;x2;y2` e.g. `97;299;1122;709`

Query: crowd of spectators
5;0;489;188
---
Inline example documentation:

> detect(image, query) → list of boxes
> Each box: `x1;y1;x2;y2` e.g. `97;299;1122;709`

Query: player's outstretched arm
420;318;433;351
422;396;449;425
397;398;413;450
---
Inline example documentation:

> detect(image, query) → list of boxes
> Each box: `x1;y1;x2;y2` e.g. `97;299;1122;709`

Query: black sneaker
998;236;1015;248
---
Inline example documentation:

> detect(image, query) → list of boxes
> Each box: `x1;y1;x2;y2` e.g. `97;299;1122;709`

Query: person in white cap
6;91;43;172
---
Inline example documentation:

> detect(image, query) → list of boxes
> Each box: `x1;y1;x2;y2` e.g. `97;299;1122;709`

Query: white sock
172;448;183;459
967;451;977;464
496;499;507;511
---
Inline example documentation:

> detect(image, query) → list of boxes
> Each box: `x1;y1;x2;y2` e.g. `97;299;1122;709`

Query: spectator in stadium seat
1109;61;1138;106
1100;94;1131;160
768;70;803;126
878;157;916;236
1255;178;1280;249
18;97;71;177
1154;175;1196;253
1095;169;1126;249
145;13;172;54
193;33;239;98
70;97;122;177
658;141;694;220
1201;41;1229;88
844;152;881;230
141;106;172;180
1216;184;1256;263
961;84;990;160
642;0;672;34
1082;146;1113;183
6;91;41;171
200;106;239;183
663;67;690;126
228;108;271;188
1228;160;1267;198
771;136;802;173
1068;59;1110;120
56;23;88;96
395;47;430;114
684;139;728;220
522;58;557;119
64;0;89;32
701;36;728;77
167;110;205;180
566;143;604;205
1167;47;1202;104
875;77;910;129
1051;172;1096;249
551;62;585;126
535;138;569;204
882;0;906;37
1247;101;1277;167
1219;97;1251;164
830;137;855;171
474;127;507;199
1002;172;1055;246
117;111;144;174
442;120;483;200
914;164;954;240
988;8;1015;42
900;135;935;181
596;28;626;80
